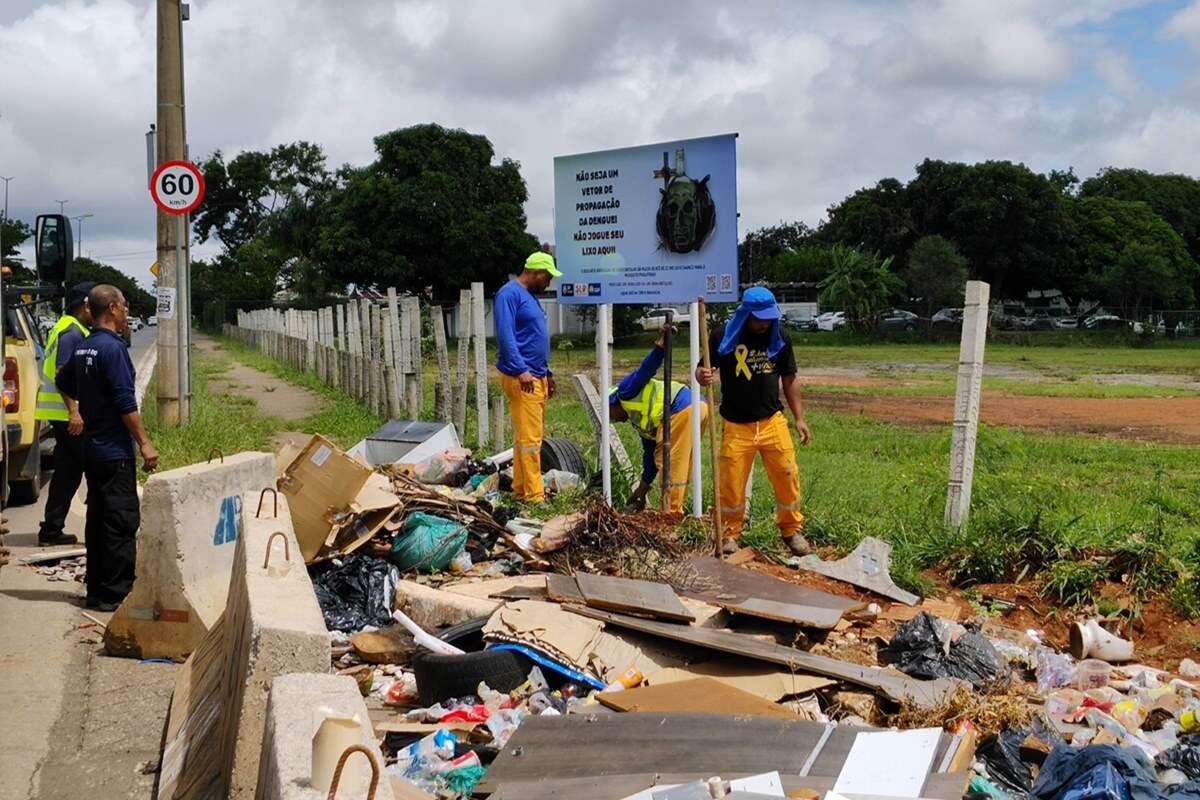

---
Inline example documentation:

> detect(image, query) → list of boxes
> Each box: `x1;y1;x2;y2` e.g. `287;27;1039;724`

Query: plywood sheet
721;597;844;630
598;677;800;719
545;573;585;604
678;556;862;612
833;729;941;796
644;661;836;701
575;572;695;623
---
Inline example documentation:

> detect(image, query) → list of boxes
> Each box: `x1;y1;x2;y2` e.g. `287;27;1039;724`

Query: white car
815;311;845;332
637;307;691;331
147;316;157;327
129;318;144;332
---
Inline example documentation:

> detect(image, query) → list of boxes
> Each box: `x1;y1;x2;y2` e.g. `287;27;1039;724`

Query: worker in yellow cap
609;324;708;514
495;251;562;504
697;287;813;556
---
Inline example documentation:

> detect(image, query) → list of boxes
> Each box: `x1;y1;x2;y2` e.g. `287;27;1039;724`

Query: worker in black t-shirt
697;287;813;556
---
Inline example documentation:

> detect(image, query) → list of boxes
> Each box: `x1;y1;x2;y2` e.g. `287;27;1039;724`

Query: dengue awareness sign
553;134;738;305
150;160;205;215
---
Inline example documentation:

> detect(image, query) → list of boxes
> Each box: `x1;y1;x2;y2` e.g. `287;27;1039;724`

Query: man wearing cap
696;287;813;556
609;324;708;514
34;281;95;546
495;251;561;504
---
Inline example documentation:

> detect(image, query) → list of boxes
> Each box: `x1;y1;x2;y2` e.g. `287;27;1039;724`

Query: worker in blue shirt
609;325;709;513
494;252;561;504
57;284;159;611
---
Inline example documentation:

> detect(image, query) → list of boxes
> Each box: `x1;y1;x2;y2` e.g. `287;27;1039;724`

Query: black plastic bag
976;729;1035;798
311;553;399;632
1033;745;1161;800
1158;741;1200;781
879;612;1007;687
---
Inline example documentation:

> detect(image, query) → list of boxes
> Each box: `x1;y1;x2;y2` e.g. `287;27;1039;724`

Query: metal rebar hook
262;531;290;570
207;448;224;464
325;744;379;800
256;486;278;518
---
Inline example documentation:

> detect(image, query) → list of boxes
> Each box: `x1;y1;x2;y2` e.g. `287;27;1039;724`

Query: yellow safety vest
35;315;89;422
617;379;687;441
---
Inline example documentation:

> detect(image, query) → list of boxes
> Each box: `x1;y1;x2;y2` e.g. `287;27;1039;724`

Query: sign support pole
699;299;723;555
689;301;702;518
660;310;673;512
597;304;612;503
175;213;188;422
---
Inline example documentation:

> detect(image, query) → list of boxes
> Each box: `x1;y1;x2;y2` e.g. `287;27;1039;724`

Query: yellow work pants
499;373;547;503
717;412;803;541
653;402;709;514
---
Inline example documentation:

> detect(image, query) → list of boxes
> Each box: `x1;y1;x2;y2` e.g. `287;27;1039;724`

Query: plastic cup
1078;659;1112;690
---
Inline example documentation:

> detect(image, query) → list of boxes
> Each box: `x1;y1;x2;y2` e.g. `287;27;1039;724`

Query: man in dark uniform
57;284;158;611
35;281;95;546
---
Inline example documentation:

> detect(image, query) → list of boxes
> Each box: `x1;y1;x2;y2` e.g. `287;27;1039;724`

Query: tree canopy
907;235;967;317
69;257;156;318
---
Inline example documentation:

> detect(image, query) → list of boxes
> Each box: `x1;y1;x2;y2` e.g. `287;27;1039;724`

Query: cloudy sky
2;0;1200;287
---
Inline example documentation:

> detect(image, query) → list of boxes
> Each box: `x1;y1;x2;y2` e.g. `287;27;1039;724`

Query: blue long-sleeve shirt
494;280;549;378
57;328;138;462
616;346;695;483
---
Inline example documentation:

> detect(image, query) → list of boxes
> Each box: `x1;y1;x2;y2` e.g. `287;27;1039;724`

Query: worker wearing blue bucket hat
696;286;813;556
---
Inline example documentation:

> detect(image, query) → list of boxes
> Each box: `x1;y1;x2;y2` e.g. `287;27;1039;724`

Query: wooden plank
720;597;844;630
597;677;800;719
488;774;967;800
574;572;695;623
677;556;862;612
18;547;87;564
545;573;584;604
565;605;961;709
570;372;633;473
882;599;962;623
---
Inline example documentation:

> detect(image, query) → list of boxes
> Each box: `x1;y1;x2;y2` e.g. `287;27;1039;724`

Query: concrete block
395;578;500;630
256;673;395;800
105;452;277;660
226;492;331;800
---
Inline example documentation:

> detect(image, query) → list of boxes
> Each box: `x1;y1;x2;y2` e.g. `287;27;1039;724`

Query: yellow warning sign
150;261;160;278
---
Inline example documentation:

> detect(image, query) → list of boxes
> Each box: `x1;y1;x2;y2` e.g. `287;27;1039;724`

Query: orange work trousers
717;412;803;541
652;401;709;514
499;373;547;503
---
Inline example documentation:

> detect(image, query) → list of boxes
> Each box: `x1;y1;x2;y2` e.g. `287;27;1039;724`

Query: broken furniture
796;536;920;606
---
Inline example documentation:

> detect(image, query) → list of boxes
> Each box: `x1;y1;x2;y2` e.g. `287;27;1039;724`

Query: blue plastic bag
1061;764;1130;800
390;512;468;572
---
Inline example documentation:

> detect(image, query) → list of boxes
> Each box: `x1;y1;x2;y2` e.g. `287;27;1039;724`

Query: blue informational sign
553;134;738;305
213;494;242;546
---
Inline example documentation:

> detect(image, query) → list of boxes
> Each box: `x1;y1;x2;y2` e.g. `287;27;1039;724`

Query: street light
71;213;94;258
55;199;68;214
0;176;12;220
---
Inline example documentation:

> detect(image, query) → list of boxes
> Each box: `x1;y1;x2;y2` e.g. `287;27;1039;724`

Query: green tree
906;235;968;318
69;257;156;318
1080;168;1200;262
761;245;833;284
739;221;813;281
906;159;1069;298
818;245;905;333
316;124;539;300
1065;197;1197;317
818;178;913;266
1;216;36;282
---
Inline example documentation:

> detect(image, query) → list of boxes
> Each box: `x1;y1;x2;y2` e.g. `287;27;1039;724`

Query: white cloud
0;0;1196;284
1165;0;1200;46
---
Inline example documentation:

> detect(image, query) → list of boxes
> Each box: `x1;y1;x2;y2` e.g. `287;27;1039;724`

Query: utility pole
71;213;94;258
156;0;186;424
55;199;68;214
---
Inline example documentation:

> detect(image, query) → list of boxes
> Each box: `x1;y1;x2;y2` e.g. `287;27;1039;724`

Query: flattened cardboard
598;677;800;719
643;660;836;701
280;434;372;561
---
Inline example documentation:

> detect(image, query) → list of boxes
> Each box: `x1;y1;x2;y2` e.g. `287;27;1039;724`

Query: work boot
722;538;741;556
38;532;79;547
782;533;812;557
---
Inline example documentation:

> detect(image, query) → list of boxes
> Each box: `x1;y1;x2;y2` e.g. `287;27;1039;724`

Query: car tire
412;648;531;706
8;452;41;507
540;437;586;476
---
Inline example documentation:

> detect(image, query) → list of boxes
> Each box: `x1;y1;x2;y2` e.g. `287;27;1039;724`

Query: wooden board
678;556;862;612
721;597;844;630
882;599;962;623
350;626;415;664
574;572;695;623
545;573;585;604
598;677;800;719
480;713;966;799
566;605;960;710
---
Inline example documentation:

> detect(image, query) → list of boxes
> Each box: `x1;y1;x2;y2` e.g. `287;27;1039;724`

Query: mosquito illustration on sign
213;495;243;545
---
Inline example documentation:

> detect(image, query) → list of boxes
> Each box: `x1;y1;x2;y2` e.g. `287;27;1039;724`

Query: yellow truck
1;214;73;505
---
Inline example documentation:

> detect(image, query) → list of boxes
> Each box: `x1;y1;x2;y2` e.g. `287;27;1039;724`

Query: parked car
879;309;921;332
1053;317;1079;330
815;311;845;332
147;315;158;326
1083;314;1128;330
637;306;691;331
782;312;818;332
931;308;963;329
1023;310;1057;331
128;317;144;333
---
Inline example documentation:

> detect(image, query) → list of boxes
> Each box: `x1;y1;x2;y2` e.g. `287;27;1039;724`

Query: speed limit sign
150;160;205;215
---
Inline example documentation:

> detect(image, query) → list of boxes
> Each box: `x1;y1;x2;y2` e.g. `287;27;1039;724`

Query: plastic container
1046;688;1085;717
1078;659;1112;690
1182;708;1200;734
603;665;645;693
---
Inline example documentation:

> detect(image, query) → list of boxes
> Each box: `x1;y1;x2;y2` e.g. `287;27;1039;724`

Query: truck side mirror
35;214;73;286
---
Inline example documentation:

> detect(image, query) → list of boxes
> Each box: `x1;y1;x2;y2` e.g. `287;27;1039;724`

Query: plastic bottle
604;665;644;693
527;666;549;693
1182;709;1200;734
449;550;473;573
528;691;553;715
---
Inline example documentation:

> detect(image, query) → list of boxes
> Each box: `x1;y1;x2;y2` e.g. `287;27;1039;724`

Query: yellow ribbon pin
734;345;752;380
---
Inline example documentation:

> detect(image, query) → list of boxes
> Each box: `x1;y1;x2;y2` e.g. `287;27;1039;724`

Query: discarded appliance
349;419;461;467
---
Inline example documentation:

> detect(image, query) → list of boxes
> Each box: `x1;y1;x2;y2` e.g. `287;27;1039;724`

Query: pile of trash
278;428;1200;800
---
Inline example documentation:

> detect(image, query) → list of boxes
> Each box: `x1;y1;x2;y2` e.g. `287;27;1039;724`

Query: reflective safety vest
616;379;687;441
35;315;89;422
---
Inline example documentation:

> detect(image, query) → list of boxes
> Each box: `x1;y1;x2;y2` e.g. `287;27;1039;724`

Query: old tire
412;649;530;706
540;437;586;476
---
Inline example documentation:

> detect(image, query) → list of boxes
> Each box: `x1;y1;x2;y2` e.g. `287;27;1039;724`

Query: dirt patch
197;334;324;421
807;391;1200;445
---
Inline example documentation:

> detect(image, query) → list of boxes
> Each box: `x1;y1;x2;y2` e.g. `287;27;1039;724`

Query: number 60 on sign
150;160;205;215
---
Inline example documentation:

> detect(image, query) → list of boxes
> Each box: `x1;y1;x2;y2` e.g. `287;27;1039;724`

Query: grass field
159;329;1200;615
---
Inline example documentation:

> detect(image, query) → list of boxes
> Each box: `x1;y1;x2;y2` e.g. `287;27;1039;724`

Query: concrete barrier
157;492;329;800
256;674;396;800
105;452;277;660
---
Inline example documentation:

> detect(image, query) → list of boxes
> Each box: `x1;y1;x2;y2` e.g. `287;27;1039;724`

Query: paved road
0;328;165;800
